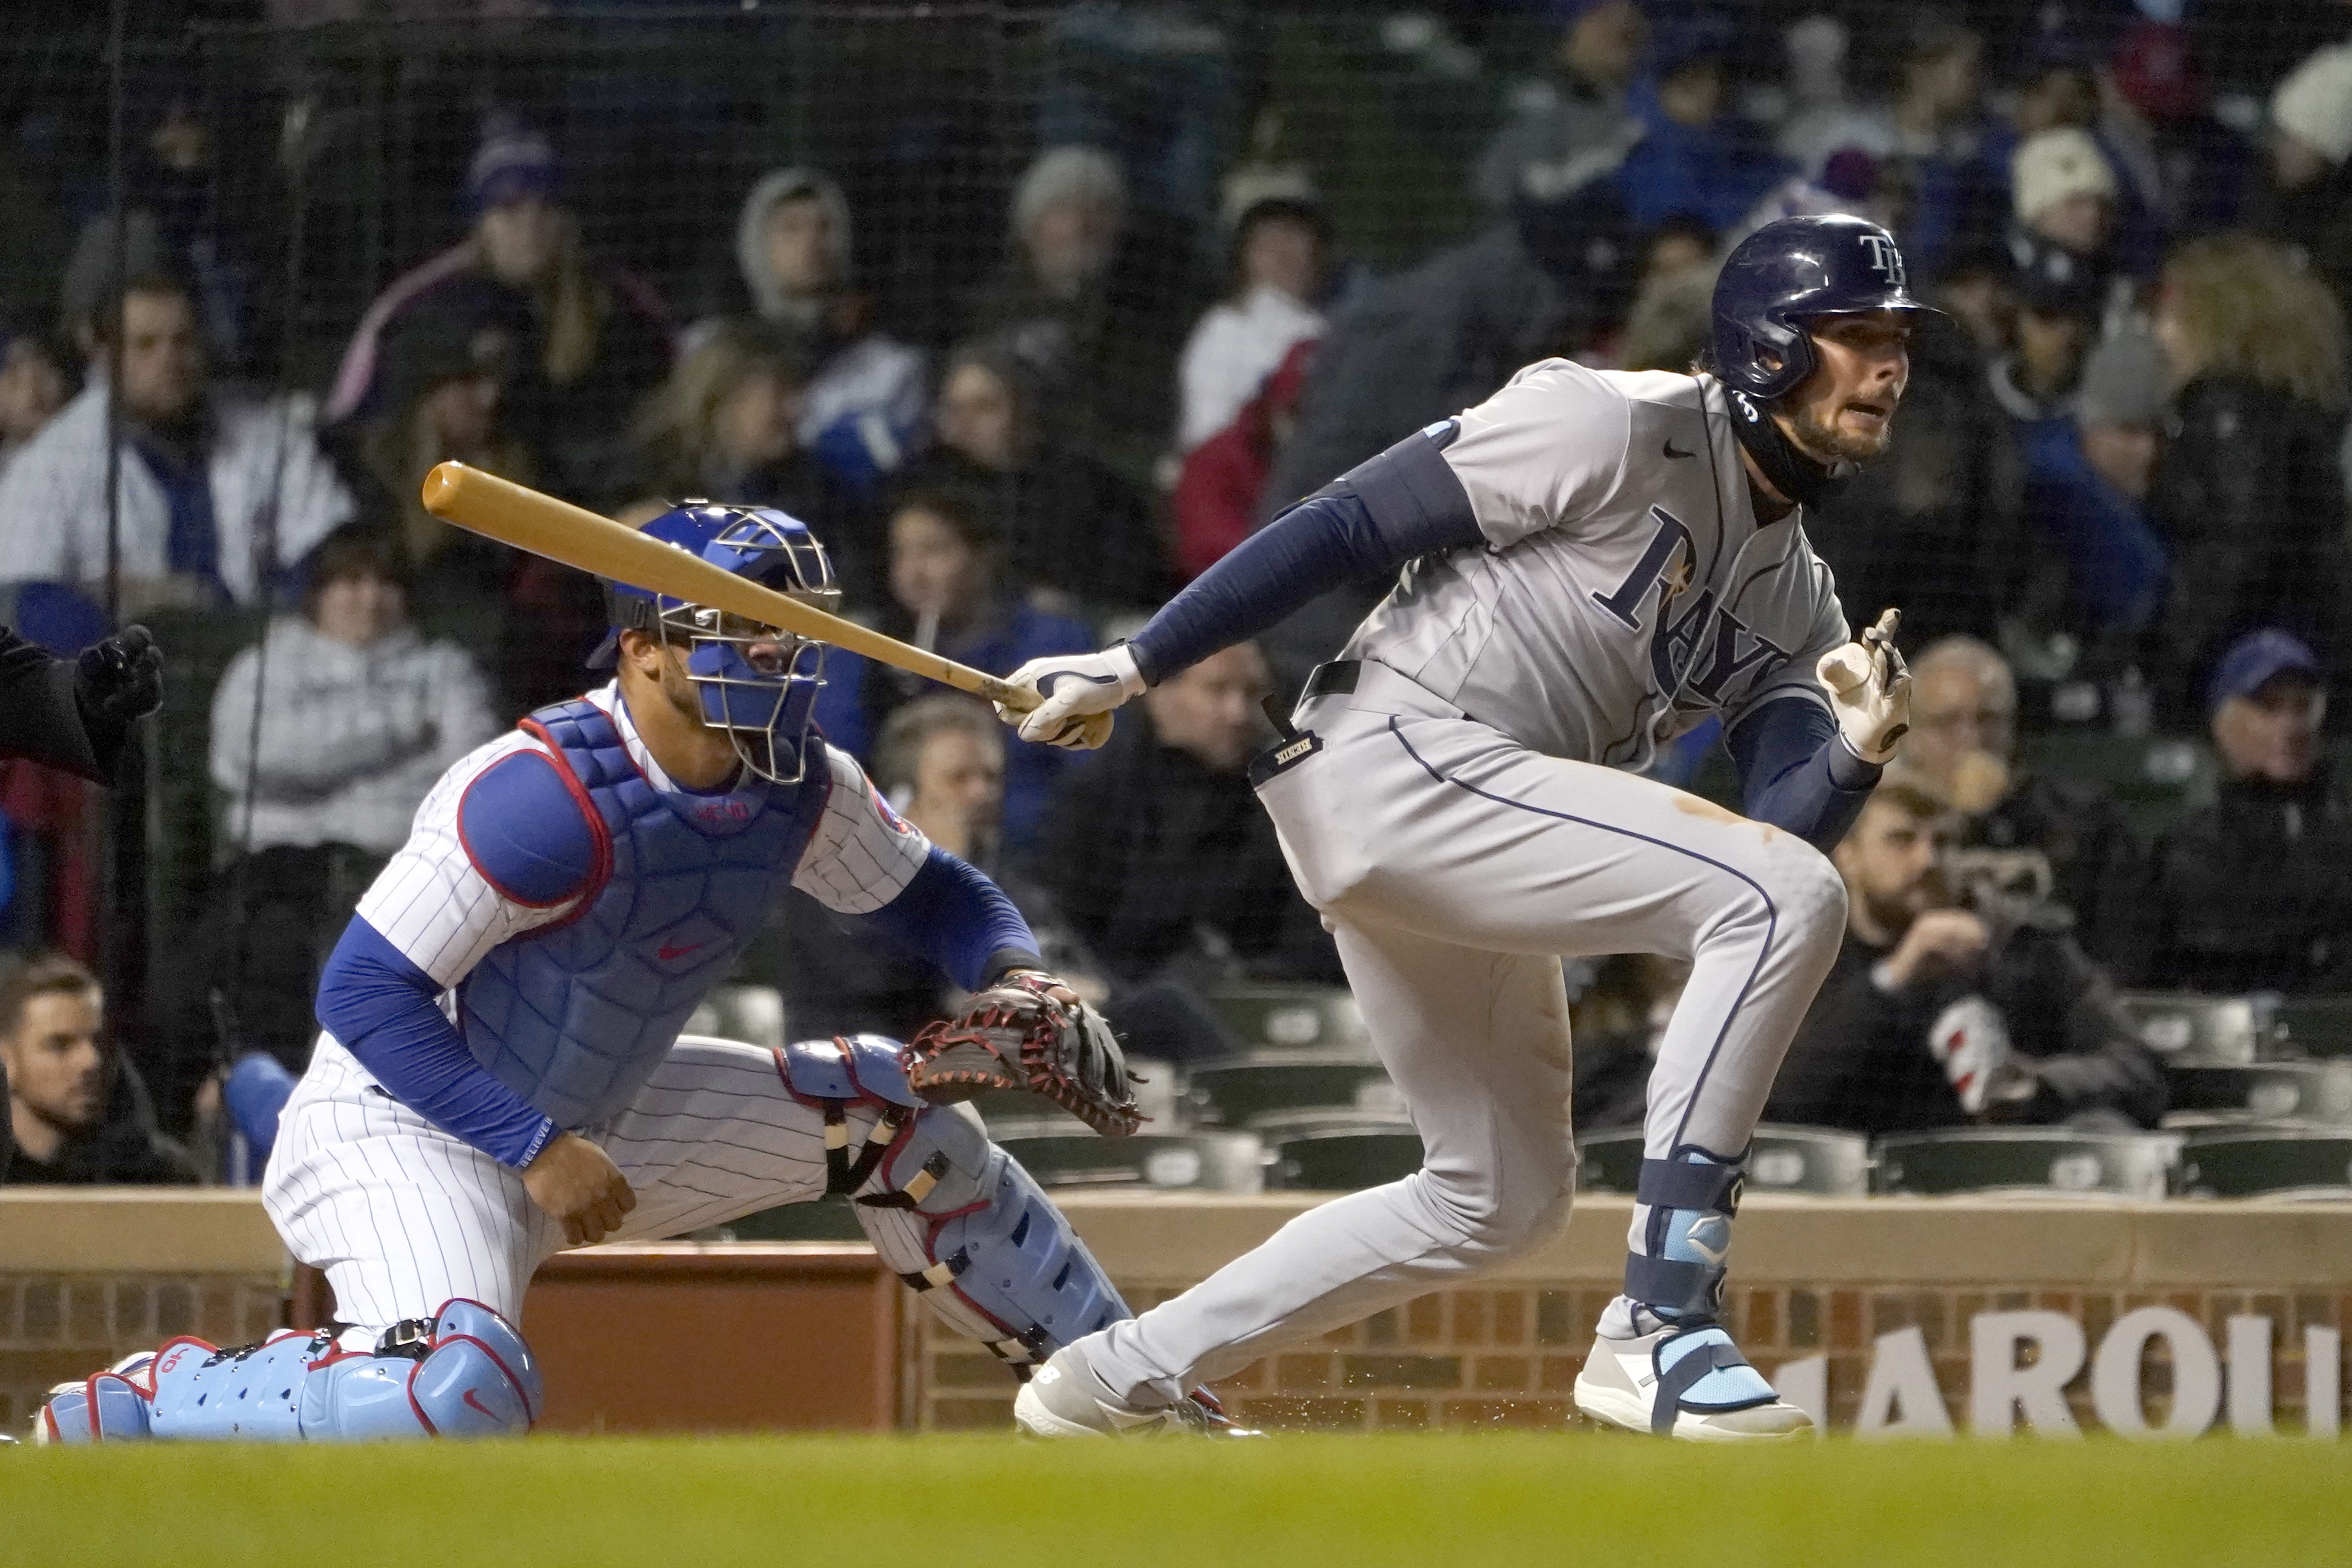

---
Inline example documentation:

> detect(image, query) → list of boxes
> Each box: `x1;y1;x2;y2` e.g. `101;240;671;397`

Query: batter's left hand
996;645;1144;750
1816;607;1911;764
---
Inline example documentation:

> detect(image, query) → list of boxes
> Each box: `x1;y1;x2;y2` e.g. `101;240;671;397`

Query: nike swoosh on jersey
1663;439;1697;459
658;941;708;961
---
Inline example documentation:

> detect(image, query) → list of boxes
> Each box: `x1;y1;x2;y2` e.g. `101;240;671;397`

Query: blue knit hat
466;115;558;218
2208;629;2322;712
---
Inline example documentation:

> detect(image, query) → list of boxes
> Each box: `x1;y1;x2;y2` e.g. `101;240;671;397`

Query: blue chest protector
456;698;831;1128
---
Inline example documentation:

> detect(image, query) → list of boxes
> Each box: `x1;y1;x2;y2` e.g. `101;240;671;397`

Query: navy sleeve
1127;424;1483;685
858;845;1042;992
1726;696;1881;854
315;917;558;1169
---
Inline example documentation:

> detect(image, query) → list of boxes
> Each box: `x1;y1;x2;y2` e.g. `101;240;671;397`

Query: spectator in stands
716;168;926;496
1869;11;2004;277
1475;0;1646;210
811;483;1090;852
324;116;672;500
59;93;257;370
0;320;68;478
1176;196;1328;454
622;320;871;595
966;145;1186;483
1033;639;1339;987
1766;771;2165;1137
2144;235;2350;726
1173;338;1312;580
348;307;533;639
897;336;1166;612
2259;41;2352;344
2009;128;2122;308
2012;324;2169;660
208;531;499;1067
1902;635;2141;958
2118;631;2352;995
1614;214;1718;373
2108;15;2254;235
1616;10;1792;234
0;953;198;1185
0;268;352;613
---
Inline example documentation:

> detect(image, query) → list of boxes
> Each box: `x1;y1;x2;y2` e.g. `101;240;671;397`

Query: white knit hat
2011;127;2118;223
2273;41;2352;166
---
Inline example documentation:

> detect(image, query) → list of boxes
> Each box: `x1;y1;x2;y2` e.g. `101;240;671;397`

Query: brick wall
0;1272;284;1435
910;1280;2352;1433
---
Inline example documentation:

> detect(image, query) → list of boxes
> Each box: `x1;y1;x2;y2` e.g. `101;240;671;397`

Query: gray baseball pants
1080;661;1847;1405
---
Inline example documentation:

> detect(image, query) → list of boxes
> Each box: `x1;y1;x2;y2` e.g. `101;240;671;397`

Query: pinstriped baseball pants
264;1035;867;1331
1081;661;1848;1405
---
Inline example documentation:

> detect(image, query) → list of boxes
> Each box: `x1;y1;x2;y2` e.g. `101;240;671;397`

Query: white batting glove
1815;607;1912;765
996;644;1145;751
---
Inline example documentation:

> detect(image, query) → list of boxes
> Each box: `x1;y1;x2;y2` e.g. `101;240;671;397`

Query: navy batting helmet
1710;214;1936;401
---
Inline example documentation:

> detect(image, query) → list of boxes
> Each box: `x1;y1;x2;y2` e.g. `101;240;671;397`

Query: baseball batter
1002;215;1923;1440
39;505;1200;1443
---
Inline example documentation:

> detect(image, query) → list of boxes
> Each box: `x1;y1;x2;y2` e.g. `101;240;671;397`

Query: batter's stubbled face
1784;310;1912;464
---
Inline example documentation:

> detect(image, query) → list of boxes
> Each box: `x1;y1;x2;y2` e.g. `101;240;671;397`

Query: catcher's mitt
901;973;1143;1136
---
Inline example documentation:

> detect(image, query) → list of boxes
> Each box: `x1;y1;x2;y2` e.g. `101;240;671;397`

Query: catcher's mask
592;502;839;785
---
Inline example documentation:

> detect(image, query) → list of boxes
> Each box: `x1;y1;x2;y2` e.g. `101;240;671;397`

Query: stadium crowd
2;0;2351;1182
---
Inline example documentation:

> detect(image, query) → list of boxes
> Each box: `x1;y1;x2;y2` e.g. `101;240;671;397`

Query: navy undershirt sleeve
1727;696;1882;853
315;917;558;1169
1127;425;1484;685
859;845;1042;992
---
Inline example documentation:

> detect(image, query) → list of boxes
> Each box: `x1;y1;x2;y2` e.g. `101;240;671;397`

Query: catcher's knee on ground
36;1299;540;1443
853;1100;1130;1376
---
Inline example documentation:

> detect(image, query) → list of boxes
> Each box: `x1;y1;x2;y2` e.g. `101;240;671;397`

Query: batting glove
998;644;1145;751
1814;607;1911;765
75;624;163;723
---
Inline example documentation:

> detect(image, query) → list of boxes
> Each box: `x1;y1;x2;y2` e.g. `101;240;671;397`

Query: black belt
1301;660;1361;701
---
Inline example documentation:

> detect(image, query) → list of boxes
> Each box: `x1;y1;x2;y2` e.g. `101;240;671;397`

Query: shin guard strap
1636;1158;1743;1216
1624;1251;1724;1319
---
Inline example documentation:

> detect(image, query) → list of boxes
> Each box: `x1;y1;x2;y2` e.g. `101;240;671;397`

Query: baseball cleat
1574;1322;1813;1441
1014;1348;1260;1438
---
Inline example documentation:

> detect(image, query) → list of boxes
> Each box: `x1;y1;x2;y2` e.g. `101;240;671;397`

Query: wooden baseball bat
420;463;1040;713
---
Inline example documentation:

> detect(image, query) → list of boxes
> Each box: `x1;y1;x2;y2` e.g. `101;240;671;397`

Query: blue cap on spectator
2208;629;2322;711
1649;8;1733;78
466;115;558;218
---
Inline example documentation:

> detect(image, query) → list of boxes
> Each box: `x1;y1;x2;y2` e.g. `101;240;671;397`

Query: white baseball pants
1082;661;1847;1404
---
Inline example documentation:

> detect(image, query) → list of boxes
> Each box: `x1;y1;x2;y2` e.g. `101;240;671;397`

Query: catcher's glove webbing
901;973;1143;1137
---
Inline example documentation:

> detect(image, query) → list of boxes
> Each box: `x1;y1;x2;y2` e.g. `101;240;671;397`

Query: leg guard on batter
34;1299;540;1443
853;1100;1130;1378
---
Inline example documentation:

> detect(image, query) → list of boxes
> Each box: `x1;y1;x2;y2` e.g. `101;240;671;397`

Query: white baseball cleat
1014;1348;1260;1438
1574;1322;1814;1442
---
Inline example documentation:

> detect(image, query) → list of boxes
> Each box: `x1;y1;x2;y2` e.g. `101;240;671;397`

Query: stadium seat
1575;1125;1870;1197
2115;992;2270;1064
1204;986;1373;1055
1268;1118;1425;1191
2164;1061;2352;1124
2175;1130;2352;1200
2015;732;2215;841
991;1130;1267;1194
2271;997;2352;1060
684;985;787;1051
1872;1128;2179;1199
1183;1052;1399;1128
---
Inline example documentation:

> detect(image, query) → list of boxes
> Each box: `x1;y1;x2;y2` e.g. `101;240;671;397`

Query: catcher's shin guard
34;1299;540;1443
854;1101;1129;1377
777;1033;924;1196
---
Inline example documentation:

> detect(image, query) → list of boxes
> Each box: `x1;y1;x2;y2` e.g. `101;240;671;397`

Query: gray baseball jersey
1344;361;1849;768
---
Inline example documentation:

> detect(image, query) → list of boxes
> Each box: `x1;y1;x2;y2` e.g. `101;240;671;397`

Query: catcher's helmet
1710;214;1936;402
594;502;839;785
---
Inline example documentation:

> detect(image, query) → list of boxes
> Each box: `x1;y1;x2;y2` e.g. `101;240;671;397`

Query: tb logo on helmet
1858;233;1907;287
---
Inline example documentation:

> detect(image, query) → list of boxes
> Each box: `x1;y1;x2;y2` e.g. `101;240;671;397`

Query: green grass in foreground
6;1432;2351;1568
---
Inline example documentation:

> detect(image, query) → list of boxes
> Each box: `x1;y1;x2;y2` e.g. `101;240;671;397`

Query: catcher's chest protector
458;698;831;1127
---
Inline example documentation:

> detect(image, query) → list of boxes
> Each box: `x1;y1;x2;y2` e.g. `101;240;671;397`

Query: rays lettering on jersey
1593;506;1793;707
